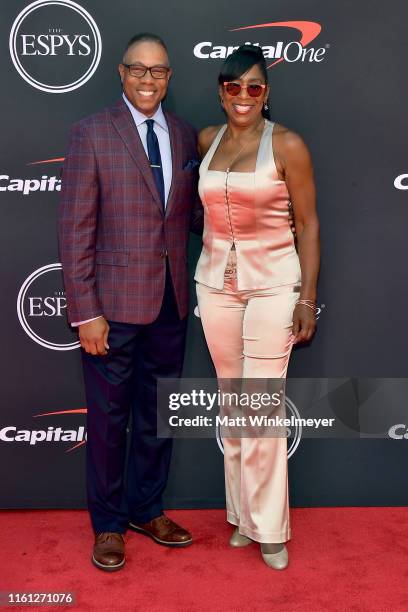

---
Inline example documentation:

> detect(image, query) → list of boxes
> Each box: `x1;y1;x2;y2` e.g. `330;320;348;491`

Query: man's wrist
71;315;103;327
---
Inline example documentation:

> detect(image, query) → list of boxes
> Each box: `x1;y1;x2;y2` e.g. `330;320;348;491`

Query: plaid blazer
58;99;202;324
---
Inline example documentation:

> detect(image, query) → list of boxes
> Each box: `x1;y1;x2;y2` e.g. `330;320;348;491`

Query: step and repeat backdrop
1;0;407;509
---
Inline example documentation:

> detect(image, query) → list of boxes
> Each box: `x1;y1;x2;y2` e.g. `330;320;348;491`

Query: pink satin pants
196;249;300;543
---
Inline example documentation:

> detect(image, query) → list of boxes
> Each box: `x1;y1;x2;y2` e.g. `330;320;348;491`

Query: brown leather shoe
92;532;125;571
128;515;192;547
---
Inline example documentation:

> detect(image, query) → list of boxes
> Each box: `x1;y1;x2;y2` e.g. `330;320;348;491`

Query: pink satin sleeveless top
194;120;301;290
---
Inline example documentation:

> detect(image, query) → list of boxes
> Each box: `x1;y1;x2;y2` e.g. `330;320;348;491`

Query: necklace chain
222;119;264;172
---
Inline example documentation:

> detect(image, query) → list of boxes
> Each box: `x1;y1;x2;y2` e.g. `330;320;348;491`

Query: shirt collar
122;93;168;132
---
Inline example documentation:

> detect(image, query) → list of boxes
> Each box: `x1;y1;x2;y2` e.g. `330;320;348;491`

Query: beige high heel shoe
229;528;253;547
261;544;288;570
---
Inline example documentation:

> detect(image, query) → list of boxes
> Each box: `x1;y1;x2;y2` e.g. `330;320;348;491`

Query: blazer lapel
110;99;164;214
165;112;183;217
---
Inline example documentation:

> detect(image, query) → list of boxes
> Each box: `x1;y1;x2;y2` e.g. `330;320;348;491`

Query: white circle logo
394;174;408;190
285;396;302;458
17;263;80;351
216;394;302;459
9;0;102;94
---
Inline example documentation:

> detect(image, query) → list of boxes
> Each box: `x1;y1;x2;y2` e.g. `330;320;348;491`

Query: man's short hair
123;33;168;61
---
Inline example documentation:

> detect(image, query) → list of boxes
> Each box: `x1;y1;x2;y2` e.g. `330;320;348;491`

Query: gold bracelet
295;299;318;313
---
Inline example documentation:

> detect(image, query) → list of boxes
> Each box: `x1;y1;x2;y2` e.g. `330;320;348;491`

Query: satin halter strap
200;124;227;173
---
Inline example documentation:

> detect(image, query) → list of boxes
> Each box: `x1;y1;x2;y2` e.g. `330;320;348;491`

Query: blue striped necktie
145;119;165;209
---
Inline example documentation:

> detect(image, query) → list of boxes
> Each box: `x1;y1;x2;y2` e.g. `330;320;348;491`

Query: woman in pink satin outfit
195;45;320;569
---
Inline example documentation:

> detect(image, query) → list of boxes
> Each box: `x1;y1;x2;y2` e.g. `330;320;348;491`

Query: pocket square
183;158;200;170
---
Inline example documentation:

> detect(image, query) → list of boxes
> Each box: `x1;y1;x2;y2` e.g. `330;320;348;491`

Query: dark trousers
82;264;187;534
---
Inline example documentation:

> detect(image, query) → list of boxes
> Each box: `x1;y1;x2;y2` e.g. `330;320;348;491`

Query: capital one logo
0;157;63;196
9;0;102;93
194;21;327;67
216;395;302;459
0;408;87;453
394;174;408;190
389;424;408;439
17;263;80;351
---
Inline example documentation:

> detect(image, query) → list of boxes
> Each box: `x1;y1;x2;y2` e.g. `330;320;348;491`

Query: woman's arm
281;130;320;343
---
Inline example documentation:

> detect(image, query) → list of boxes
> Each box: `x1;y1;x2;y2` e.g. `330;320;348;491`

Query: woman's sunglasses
223;82;266;98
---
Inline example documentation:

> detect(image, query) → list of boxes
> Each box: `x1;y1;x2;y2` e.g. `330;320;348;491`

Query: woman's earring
220;97;224;107
264;102;269;111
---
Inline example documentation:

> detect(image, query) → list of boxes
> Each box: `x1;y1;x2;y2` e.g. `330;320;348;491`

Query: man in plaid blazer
58;33;202;571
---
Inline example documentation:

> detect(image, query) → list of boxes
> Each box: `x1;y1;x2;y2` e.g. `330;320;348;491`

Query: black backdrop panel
1;0;407;508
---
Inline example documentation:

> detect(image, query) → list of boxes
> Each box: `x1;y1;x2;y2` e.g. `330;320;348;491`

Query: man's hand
79;317;110;356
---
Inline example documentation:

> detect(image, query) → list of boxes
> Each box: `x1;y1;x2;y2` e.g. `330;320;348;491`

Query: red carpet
1;508;407;611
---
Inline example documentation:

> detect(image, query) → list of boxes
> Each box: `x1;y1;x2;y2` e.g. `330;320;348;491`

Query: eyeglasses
223;82;266;97
122;64;170;79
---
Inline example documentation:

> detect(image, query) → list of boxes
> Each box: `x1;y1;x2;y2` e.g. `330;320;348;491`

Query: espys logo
17;263;80;351
9;0;102;93
394;174;408;190
193;21;327;66
216;395;302;459
0;157;63;196
0;408;87;453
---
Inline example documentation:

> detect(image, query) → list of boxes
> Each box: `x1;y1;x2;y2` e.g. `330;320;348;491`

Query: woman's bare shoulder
198;125;223;157
272;122;309;157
